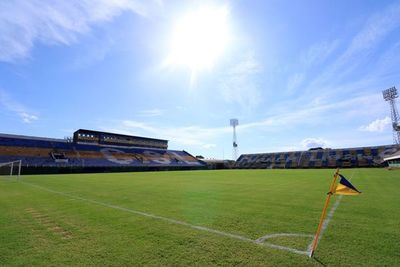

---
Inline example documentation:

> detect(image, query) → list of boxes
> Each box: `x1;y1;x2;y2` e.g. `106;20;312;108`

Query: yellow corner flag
334;174;361;195
309;169;361;257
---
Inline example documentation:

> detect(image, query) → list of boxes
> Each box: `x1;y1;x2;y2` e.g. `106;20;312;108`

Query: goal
0;160;22;179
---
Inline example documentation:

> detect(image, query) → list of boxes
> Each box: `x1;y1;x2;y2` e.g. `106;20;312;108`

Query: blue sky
1;0;400;159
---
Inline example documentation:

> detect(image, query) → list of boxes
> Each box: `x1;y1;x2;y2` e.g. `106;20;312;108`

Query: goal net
0;160;22;179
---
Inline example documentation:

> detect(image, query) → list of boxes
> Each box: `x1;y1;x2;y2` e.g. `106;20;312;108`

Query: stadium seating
235;145;400;169
0;134;205;171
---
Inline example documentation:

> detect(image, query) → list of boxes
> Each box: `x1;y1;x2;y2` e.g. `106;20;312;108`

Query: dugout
383;151;400;169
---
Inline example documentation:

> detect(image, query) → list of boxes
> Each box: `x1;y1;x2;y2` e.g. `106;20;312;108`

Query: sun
165;5;231;73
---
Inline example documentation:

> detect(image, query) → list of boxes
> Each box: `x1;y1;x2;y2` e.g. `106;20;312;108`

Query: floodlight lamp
382;87;398;101
230;119;239;127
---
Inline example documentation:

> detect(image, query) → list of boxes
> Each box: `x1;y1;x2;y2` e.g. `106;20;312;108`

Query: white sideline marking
255;233;313;255
256;233;313;244
21;181;310;256
307;171;355;253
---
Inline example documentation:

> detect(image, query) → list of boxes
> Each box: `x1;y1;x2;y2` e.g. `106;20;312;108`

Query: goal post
0;160;22;179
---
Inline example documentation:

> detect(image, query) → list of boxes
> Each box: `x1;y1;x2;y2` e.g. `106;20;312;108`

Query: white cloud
104;93;379;150
101;120;230;149
359;117;391;132
307;3;400;89
238;93;384;132
20;112;38;123
300;40;340;68
138;108;164;117
202;144;217;149
279;3;400;136
301;138;329;149
219;52;262;110
286;40;340;94
69;36;115;70
0;0;162;62
286;73;305;94
270;145;301;153
99;91;389;156
0;89;39;123
121;120;156;133
345;4;400;57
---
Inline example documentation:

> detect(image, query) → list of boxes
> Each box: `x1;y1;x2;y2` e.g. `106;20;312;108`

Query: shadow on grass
313;257;327;266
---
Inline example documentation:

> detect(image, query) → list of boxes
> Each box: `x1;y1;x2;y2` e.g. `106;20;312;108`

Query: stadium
1;1;400;267
1;112;400;266
1;129;399;174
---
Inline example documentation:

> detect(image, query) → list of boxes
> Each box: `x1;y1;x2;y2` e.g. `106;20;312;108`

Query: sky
1;0;400;159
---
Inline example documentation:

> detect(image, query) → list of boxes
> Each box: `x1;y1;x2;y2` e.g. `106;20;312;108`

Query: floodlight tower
382;86;400;144
230;119;239;160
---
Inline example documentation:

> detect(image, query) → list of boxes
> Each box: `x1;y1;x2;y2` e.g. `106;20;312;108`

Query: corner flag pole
309;168;340;257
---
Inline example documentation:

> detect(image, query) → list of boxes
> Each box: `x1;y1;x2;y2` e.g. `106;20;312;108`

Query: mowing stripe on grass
21;180;309;256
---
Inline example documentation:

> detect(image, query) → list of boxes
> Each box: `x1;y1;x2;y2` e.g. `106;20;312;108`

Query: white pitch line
256;233;313;244
307;171;355;253
307;195;344;253
21;181;309;256
256;233;313;255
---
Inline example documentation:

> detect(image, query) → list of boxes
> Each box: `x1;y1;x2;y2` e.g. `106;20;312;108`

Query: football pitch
1;169;399;266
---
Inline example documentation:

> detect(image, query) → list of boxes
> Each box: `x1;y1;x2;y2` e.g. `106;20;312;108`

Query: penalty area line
21;181;309;256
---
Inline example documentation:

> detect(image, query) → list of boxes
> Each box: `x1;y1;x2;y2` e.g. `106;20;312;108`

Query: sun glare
166;5;231;72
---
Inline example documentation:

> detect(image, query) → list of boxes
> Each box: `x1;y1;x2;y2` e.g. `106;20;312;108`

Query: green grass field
1;169;399;266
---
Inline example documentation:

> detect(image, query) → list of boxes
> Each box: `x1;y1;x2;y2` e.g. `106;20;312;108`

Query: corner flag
334;174;361;195
309;169;361;257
